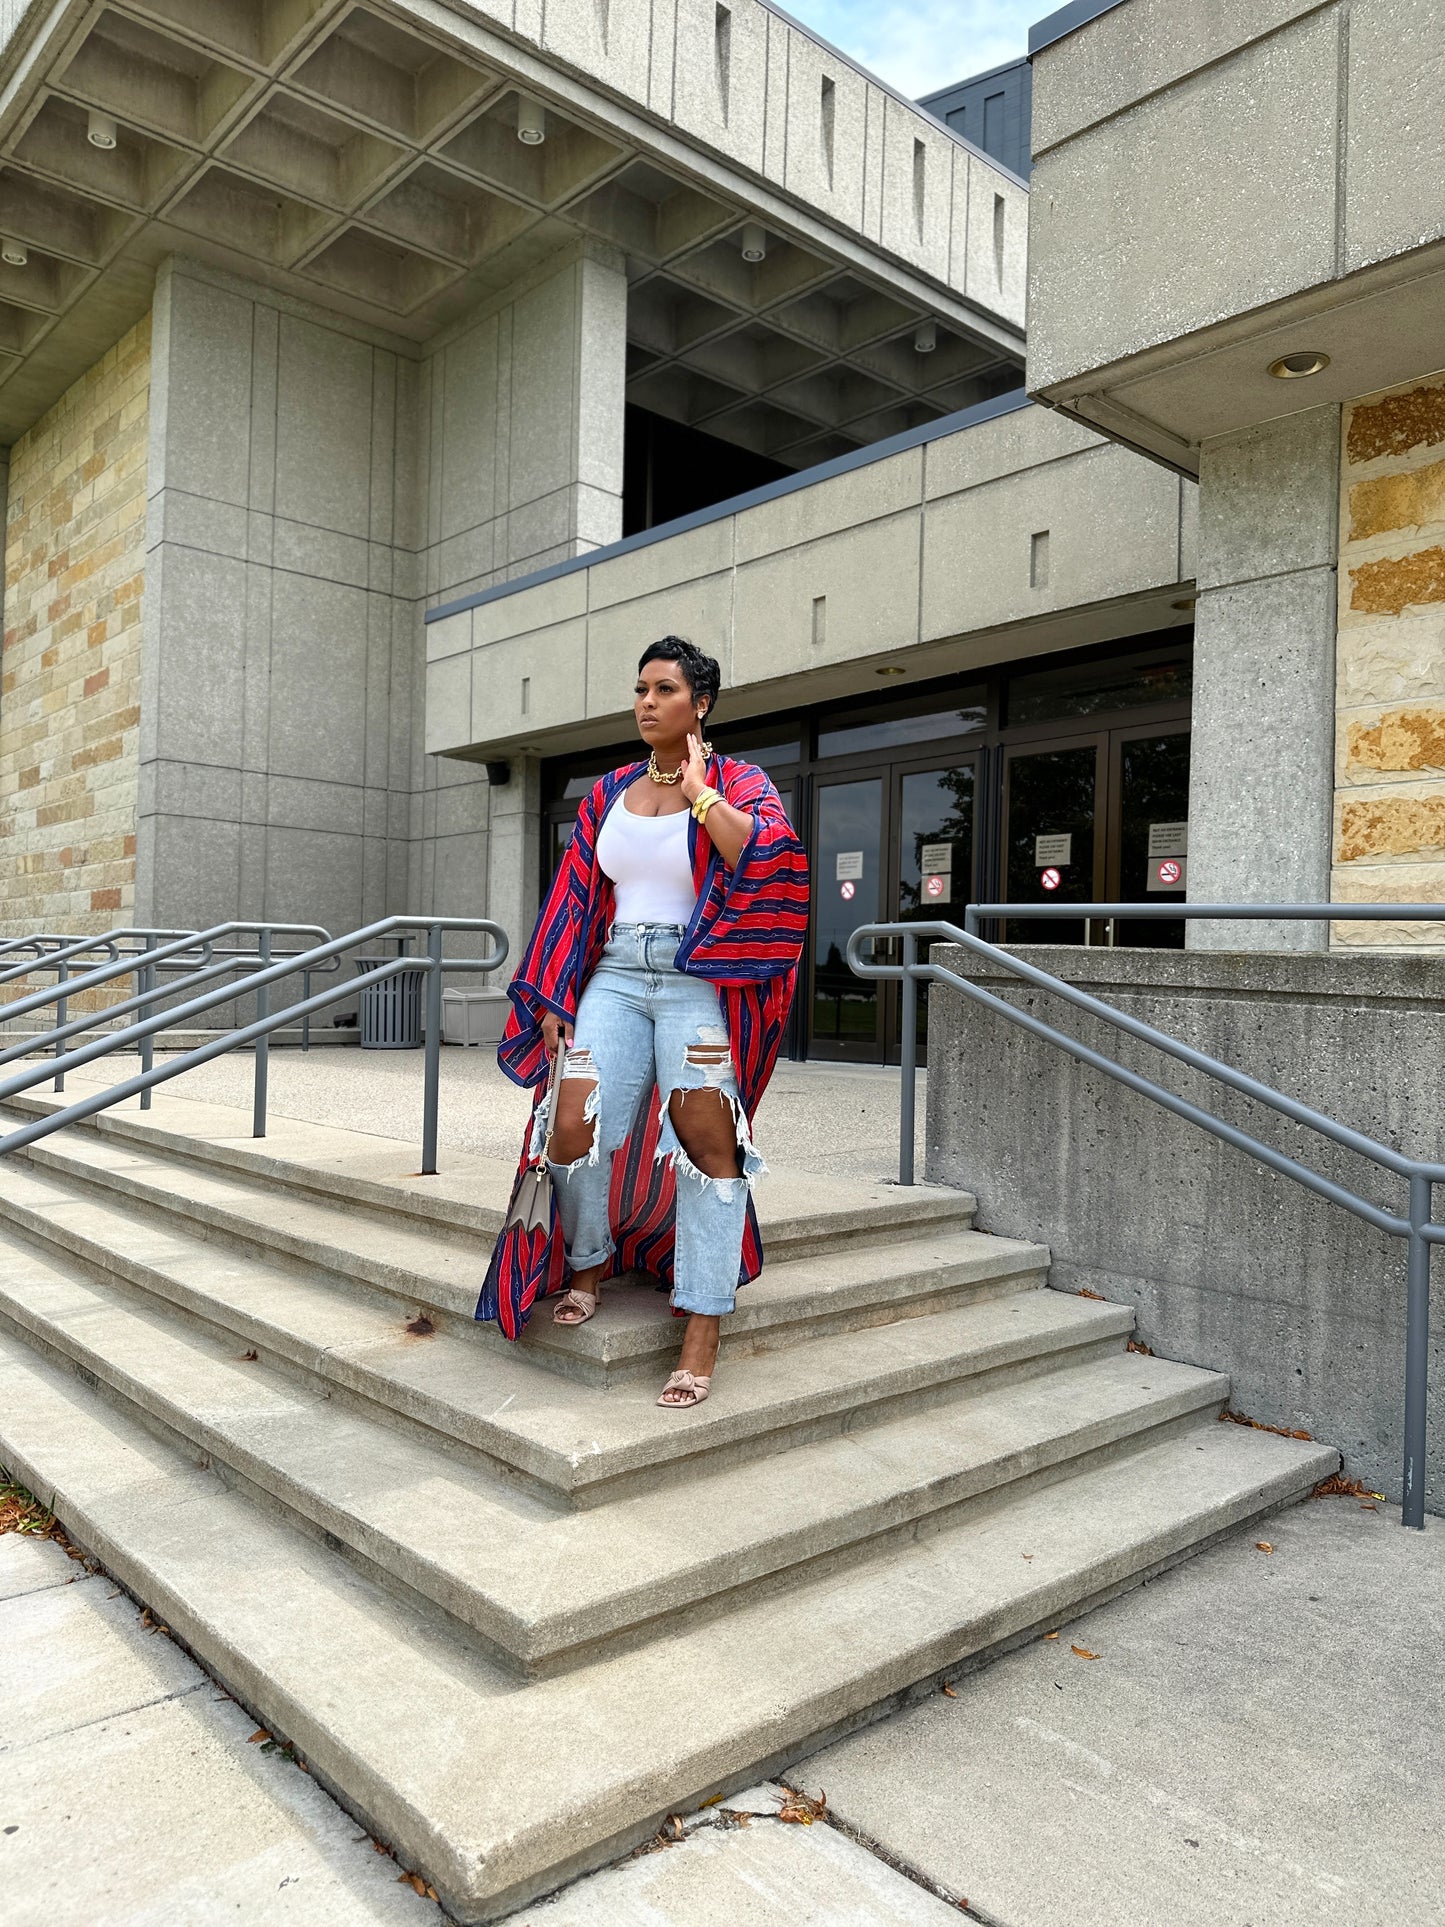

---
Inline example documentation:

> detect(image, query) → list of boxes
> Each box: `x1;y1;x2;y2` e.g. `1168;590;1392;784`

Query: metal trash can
354;954;425;1050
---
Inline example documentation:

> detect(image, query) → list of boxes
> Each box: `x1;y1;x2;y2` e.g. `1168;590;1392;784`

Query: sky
780;0;1040;100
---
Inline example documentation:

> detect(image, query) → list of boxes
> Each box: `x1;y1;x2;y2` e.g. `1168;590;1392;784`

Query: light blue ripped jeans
543;923;765;1317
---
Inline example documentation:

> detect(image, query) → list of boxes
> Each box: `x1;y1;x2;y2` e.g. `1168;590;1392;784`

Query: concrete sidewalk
6;1493;1440;1923
0;1533;434;1925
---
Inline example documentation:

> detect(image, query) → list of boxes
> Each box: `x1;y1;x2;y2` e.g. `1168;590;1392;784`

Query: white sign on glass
835;850;864;880
922;873;952;904
1035;832;1072;867
919;842;953;873
1147;821;1189;859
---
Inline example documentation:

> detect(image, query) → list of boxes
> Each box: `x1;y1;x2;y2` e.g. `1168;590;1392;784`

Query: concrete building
0;0;1203;1066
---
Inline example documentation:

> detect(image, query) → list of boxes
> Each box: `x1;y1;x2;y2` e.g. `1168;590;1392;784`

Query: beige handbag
502;1043;563;1237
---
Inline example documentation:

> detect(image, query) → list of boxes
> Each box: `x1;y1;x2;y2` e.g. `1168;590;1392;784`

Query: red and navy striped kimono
477;754;809;1338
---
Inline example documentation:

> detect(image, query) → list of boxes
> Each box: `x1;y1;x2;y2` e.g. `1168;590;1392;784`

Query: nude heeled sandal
657;1369;711;1408
552;1288;598;1325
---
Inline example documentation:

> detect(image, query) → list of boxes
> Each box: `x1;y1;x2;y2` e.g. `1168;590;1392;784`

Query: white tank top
596;799;698;926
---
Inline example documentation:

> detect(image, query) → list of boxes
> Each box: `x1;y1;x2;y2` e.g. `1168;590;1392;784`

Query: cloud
782;0;1036;98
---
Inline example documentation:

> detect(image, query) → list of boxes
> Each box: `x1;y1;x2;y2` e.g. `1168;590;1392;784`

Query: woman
477;637;808;1408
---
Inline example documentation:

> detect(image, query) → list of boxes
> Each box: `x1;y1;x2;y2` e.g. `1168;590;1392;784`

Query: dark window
1005;654;1191;728
622;404;791;536
818;688;986;759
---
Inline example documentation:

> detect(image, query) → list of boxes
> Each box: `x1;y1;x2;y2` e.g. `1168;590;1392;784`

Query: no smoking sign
1040;867;1062;892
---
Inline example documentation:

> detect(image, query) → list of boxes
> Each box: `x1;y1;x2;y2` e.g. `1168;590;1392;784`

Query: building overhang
1023;0;1445;472
1033;240;1445;478
0;0;1027;453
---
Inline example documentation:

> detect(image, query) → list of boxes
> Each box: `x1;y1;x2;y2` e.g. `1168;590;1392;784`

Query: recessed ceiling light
740;222;766;263
875;665;905;677
1;241;27;268
516;97;546;145
913;320;937;354
1267;350;1330;379
86;110;117;150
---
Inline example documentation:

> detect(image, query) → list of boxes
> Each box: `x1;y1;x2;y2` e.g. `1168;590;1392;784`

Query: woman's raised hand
680;732;710;803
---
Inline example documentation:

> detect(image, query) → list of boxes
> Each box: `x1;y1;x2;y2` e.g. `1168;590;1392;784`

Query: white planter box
441;986;509;1047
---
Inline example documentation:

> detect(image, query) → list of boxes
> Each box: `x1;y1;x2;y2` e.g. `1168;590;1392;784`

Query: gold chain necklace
647;743;712;784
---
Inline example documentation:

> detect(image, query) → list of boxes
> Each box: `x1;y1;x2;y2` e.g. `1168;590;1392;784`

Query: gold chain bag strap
504;1039;565;1236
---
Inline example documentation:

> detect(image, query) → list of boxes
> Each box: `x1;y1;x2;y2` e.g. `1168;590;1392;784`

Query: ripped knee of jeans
661;1040;769;1199
681;1026;734;1090
546;1047;601;1171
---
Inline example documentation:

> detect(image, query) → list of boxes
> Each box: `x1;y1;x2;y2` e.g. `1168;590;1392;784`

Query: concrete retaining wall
925;944;1445;1508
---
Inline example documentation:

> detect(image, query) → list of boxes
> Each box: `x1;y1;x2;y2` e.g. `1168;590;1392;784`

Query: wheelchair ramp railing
0;916;508;1176
848;903;1445;1528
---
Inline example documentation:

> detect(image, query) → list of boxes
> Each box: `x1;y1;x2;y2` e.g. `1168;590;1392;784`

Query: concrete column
1186;405;1340;951
485;756;541;971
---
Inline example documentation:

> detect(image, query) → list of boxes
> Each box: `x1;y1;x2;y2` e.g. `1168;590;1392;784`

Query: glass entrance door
810;775;884;1060
889;757;977;1062
1002;737;1103;942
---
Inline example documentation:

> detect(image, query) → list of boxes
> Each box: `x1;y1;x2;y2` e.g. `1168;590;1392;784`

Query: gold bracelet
691;785;721;824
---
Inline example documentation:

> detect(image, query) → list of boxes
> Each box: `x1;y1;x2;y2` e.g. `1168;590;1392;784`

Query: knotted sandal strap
657;1369;712;1409
552;1288;598;1325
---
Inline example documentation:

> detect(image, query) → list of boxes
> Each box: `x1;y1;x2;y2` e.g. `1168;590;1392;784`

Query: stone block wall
0;316;148;949
1334;370;1445;946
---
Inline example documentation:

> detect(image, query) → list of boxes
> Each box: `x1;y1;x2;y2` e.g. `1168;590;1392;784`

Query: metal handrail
848;903;1445;1528
0;923;335;1108
0;916;509;1177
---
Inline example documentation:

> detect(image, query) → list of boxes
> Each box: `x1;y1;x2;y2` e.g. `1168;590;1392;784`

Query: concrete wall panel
876;94;952;282
274;316;373;537
671;0;768;172
1031;0;1330;154
732;510;920;682
1343;0;1445;273
1028;10;1341;390
734;446;921;561
921;445;1181;640
588;515;734;608
782;32;868;233
154;272;252;508
470;618;588;741
926;944;1445;1508
266;573;370;784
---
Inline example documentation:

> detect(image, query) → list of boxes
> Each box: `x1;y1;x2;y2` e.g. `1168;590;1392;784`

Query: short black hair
637;635;722;726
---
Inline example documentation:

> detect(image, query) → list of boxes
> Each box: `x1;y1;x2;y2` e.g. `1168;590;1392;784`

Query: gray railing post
139;935;157;1110
899;930;917;1186
1403;1173;1434;1530
53;960;67;1094
421;923;444;1176
301;971;311;1053
252;928;271;1139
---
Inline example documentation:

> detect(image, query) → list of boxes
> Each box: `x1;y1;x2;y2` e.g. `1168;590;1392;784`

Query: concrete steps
0;1092;1340;1921
0;1329;1338;1923
0;1224;1228;1674
0;1159;1115;1500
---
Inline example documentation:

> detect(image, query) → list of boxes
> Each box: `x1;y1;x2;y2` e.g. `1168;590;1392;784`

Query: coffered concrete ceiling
0;0;1026;456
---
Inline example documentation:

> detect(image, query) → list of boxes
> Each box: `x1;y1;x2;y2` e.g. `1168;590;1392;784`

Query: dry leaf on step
1070;1645;1101;1661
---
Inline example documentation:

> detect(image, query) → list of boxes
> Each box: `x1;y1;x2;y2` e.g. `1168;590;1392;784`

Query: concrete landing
793;1496;1444;1927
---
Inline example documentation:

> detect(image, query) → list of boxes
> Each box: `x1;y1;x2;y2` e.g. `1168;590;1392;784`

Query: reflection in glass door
1003;740;1101;942
811;777;883;1060
1115;730;1189;946
892;760;976;1059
